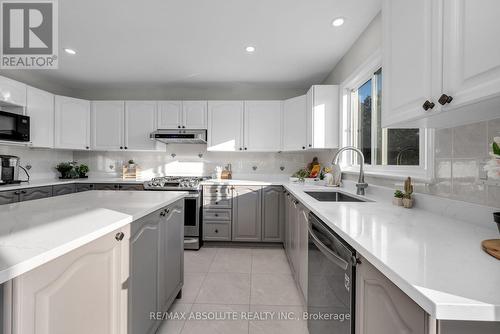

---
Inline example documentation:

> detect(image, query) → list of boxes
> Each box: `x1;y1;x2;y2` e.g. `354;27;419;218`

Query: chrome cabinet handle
307;222;348;270
115;232;125;241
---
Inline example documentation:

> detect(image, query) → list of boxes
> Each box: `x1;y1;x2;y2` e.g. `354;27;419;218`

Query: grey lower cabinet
284;190;309;302
356;257;427;334
0;190;19;205
129;200;184;334
158;201;184;310
52;183;76;196
76;183;95;192
262;186;285;242
19;186;53;201
232;186;262;242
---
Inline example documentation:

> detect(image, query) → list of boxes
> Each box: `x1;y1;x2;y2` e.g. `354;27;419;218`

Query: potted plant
76;164;89;178
402;177;414;208
393;190;404;206
128;159;135;168
56;162;74;179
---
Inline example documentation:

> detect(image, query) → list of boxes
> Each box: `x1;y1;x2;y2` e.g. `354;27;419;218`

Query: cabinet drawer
76;183;95;192
203;209;231;221
52;184;76;196
203;197;232;209
203;222;231;241
203;186;232;197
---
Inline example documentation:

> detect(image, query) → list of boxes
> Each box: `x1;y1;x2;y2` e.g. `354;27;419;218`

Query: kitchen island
0;190;186;334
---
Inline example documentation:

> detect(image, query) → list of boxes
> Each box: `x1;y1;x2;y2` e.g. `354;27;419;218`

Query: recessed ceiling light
64;48;77;55
245;46;256;53
332;17;345;27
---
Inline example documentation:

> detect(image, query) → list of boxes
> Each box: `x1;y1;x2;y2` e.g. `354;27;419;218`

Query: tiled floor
157;246;308;334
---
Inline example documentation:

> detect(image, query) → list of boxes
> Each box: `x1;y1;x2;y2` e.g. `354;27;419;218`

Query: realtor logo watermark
0;0;58;68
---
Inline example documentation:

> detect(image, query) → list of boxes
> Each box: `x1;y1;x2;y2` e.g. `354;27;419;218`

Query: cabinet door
52;184;76;196
157;101;182;129
26;86;54;148
19;186;53;202
290;198;299;276
125;101;157;151
306;85;340;149
207;101;243;151
183;101;207;129
232;186;262;241
11;226;129;334
442;0;500;109
158;201;184;310
76;183;94;192
284;193;291;261
0;190;19;205
297;204;309;302
244;101;282;151
283;95;307;151
129;214;160;334
95;183;120;191
356;258;426;334
0;75;26;107
54;96;91;150
382;0;436;127
262;186;284;242
91;101;124;151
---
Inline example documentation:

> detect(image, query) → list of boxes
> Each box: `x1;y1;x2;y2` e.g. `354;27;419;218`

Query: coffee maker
0;155;21;185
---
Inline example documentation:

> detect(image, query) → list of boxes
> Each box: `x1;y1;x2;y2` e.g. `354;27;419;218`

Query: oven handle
308;222;349;271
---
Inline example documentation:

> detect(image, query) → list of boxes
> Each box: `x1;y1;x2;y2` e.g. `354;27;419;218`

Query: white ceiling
1;0;381;96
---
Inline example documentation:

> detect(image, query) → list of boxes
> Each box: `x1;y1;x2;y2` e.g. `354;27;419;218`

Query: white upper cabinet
0;76;26;107
382;0;436;126
306;85;339;149
157;101;182;129
157;100;207;129
125;101;158;151
283;95;307;151
26;86;54;148
54;96;91;150
244;101;282;152
182;101;207;129
442;0;500;109
383;0;500;128
91;101;125;151
207;101;244;151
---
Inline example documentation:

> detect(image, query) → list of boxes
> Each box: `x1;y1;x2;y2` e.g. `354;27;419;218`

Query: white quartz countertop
0;191;186;285
281;183;500;322
0;177;146;191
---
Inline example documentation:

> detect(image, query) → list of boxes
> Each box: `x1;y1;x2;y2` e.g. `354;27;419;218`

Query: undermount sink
305;191;367;202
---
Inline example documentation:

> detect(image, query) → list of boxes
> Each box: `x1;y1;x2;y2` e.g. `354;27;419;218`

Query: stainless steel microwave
0;110;30;142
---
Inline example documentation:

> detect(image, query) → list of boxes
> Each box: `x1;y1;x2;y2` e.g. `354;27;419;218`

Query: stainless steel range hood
150;129;207;144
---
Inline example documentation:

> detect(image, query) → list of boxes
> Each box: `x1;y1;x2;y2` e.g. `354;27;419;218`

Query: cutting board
481;239;500;260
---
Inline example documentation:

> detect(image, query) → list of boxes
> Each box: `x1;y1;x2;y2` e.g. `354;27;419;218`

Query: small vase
402;198;414;208
392;198;403;206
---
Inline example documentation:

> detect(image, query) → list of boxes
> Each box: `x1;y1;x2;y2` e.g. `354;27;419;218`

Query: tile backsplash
0;146;73;180
73;145;321;180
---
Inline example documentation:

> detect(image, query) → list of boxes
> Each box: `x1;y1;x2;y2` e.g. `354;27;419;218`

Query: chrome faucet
331;146;368;196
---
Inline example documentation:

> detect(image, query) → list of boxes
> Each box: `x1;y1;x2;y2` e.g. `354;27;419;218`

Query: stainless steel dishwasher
307;213;357;334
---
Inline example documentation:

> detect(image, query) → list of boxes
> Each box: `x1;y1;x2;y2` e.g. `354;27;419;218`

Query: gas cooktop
143;176;211;191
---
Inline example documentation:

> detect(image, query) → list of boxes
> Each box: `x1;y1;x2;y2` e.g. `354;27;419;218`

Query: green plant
128;159;135;165
293;168;309;181
394;190;404;198
56;162;76;179
403;177;413;199
493;141;500;155
77;164;89;176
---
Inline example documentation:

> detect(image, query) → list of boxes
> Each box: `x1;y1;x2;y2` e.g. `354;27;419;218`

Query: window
350;68;420;166
340;50;432;180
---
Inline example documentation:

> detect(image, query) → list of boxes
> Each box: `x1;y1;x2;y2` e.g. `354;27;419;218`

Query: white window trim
338;49;435;182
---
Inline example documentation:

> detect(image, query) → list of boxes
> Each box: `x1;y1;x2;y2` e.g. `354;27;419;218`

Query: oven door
184;193;200;237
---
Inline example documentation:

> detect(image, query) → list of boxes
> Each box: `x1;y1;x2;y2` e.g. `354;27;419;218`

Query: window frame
338;49;434;181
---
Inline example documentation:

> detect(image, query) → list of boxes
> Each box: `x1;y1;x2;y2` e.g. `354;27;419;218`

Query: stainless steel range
144;176;210;250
